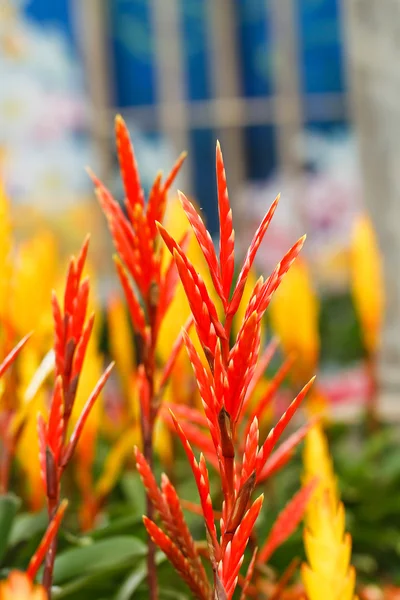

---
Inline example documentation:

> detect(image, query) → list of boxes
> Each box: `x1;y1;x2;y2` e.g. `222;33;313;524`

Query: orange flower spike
47;377;64;465
171;412;219;553
143;517;210;600
26;499;68;580
71;313;95;380
221;494;264;599
216;142;235;304
255;377;315;478
61;362;114;468
228;195;280;317
240;417;259;488
115;115;145;219
146;151;187;240
258;478;318;564
239;547;258;600
241;337;279;413
179;191;224;301
135;447;171;525
114;257;148;341
157;316;193;392
0;332;31;379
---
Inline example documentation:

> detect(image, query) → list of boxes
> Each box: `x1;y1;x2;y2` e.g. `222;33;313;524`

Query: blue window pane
190;128;219;236
235;0;272;97
244;126;277;181
179;1;212;101
299;0;345;94
110;0;156;107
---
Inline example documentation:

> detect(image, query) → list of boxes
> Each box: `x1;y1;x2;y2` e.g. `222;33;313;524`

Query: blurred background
0;0;397;413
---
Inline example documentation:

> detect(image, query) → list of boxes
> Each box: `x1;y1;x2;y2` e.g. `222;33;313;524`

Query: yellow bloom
270;258;319;383
0;571;46;600
302;424;357;600
350;214;384;355
0;180;12;325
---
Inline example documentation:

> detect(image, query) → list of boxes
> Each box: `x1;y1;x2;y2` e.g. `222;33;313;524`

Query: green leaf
0;493;21;562
9;509;47;547
51;536;147;585
114;553;166;600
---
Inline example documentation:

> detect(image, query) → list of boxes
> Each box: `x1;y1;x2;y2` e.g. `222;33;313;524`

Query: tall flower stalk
90;116;188;600
38;239;113;596
136;142;316;598
301;423;358;600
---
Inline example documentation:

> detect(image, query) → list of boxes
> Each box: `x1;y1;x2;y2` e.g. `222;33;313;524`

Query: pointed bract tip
115;114;125;126
216;139;221;151
85;166;100;186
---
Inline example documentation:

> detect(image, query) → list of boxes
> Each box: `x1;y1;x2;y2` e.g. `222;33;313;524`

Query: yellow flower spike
270;258;319;384
107;293;136;399
350;214;384;355
10;231;57;342
0;571;47;600
0;180;12;323
15;345;47;509
302;423;357;600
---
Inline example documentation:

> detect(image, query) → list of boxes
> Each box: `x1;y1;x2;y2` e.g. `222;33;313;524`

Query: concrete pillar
342;0;400;391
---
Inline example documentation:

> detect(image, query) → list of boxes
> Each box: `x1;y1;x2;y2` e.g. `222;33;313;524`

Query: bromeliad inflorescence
135;141;317;598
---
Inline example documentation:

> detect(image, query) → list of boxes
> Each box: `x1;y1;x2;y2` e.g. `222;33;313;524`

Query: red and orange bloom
37;240;113;593
136;141;316;598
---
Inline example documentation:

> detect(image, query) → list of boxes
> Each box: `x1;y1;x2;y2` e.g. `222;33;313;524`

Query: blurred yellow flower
270;258;319;384
350;214;384;355
302;424;357;600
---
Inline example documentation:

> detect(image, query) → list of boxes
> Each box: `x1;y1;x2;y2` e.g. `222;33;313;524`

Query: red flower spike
27;499;68;580
258;419;317;482
135;447;171;525
213;342;228;414
158;317;194;392
143;517;210;600
163;404;208;429
137;365;151;425
145;172;163;239
247;353;296;432
157;222;227;343
171;412;219;552
71;313;95;380
216;141;235;302
240;417;259;488
160;474;200;564
114;257;148;340
277;235;306;284
52;292;65;376
63;258;78;316
222;494;264;599
0;332;31;379
47;377;64;464
61;362;114;468
71;277;90;341
242;337;279;414
257;478;318;564
179;191;224;301
156;231;191;331
256;377;315;478
182;330;221;452
239;547;258;600
37;414;48;493
131;204;155;292
227;311;259;420
75;234;90;284
161;151;187;195
115;114;144;218
228;195;280;317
